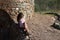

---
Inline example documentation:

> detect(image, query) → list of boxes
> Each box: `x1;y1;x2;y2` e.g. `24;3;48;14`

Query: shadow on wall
0;9;19;40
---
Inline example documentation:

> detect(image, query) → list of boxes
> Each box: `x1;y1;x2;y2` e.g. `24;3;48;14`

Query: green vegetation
35;0;60;12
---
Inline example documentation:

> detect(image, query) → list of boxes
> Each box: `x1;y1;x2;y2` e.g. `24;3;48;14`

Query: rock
0;0;34;22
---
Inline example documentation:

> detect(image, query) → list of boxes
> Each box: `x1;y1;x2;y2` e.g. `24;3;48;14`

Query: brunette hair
17;12;24;22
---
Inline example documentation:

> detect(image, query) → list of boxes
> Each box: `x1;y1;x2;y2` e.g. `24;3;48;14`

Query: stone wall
0;0;34;23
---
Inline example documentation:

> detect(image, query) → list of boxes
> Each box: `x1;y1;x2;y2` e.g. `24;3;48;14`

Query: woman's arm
24;23;30;33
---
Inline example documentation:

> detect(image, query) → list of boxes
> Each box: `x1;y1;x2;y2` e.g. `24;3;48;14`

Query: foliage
35;0;60;12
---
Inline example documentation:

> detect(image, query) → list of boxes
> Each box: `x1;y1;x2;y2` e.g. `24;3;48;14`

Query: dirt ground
27;13;60;40
1;12;60;40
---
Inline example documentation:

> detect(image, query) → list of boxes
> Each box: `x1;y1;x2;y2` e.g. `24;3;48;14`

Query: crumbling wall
0;0;34;23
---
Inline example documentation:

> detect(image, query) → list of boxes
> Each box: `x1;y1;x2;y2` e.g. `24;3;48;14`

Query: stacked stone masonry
0;0;34;23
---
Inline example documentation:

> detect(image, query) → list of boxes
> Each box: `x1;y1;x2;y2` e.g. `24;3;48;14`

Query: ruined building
0;0;34;40
0;0;34;23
